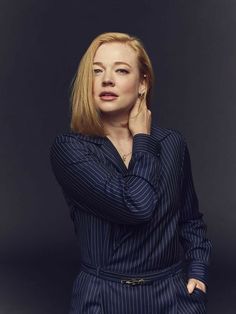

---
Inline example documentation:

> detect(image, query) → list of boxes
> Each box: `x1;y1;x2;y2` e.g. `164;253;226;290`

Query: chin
100;106;130;116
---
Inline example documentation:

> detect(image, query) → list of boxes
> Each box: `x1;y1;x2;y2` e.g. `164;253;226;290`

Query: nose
102;79;114;87
102;71;115;86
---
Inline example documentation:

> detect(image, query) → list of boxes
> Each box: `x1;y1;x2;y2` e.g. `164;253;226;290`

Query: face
92;42;146;117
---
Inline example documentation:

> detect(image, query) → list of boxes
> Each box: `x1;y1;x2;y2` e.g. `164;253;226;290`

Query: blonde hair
70;32;154;136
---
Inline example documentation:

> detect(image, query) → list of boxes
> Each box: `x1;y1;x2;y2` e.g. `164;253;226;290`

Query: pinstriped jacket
50;122;212;288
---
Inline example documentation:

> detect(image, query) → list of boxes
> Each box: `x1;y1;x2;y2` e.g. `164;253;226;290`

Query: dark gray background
1;0;235;313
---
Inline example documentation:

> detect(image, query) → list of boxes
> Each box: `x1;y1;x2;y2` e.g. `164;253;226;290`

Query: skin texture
187;278;206;293
92;41;206;294
92;42;149;139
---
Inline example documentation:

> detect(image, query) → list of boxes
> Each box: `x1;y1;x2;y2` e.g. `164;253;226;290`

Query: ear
138;74;147;95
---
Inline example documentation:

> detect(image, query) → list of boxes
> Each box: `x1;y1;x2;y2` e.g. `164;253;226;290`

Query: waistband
80;260;184;286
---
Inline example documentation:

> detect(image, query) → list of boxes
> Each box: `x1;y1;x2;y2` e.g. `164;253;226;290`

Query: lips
99;91;118;97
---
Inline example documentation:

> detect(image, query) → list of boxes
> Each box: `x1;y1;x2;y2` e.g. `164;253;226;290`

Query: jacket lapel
73;122;171;174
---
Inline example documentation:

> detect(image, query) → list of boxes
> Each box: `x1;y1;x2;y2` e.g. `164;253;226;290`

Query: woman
50;32;212;313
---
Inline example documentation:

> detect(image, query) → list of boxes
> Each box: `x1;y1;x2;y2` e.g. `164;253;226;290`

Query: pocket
173;272;207;313
180;273;207;303
191;286;207;300
176;272;207;299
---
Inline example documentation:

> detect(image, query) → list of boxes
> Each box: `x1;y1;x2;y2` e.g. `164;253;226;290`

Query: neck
102;114;132;143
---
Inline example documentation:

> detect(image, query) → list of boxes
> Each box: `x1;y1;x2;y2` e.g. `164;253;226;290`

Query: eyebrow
93;61;132;68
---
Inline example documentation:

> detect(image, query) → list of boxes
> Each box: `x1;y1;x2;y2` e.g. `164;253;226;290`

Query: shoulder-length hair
70;32;155;136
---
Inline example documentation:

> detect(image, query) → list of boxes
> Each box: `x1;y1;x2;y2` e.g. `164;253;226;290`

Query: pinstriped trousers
69;266;207;314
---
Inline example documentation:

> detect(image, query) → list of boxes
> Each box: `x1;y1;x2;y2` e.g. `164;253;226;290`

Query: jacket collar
71;122;171;145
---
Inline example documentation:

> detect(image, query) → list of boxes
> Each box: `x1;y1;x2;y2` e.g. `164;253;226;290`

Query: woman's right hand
128;95;152;136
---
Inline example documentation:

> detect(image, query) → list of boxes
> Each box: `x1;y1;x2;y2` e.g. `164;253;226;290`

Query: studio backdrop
0;0;235;313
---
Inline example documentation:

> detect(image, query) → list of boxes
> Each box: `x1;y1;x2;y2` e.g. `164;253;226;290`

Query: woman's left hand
187;278;207;294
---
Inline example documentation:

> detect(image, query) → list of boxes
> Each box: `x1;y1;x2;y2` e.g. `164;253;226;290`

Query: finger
135;98;146;114
196;285;206;293
138;98;147;112
131;99;142;113
130;95;147;118
187;279;197;294
133;96;142;110
195;281;207;292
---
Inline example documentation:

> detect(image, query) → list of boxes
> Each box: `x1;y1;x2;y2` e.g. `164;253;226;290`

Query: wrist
132;131;150;136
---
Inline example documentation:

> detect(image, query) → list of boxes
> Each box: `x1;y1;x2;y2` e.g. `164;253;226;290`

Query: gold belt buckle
121;278;145;285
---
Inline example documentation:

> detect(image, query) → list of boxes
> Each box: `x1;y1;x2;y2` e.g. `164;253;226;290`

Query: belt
80;260;184;286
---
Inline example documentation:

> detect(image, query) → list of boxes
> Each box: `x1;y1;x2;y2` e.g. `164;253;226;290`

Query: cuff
132;133;161;156
187;260;209;288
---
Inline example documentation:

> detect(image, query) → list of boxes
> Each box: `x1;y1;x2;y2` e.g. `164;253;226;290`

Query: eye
93;68;103;74
116;68;129;74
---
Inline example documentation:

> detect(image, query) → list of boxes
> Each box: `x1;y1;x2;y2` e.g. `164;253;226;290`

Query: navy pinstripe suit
50;122;212;313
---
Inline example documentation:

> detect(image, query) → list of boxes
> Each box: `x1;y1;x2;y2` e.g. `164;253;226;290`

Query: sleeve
178;141;213;287
50;133;162;225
